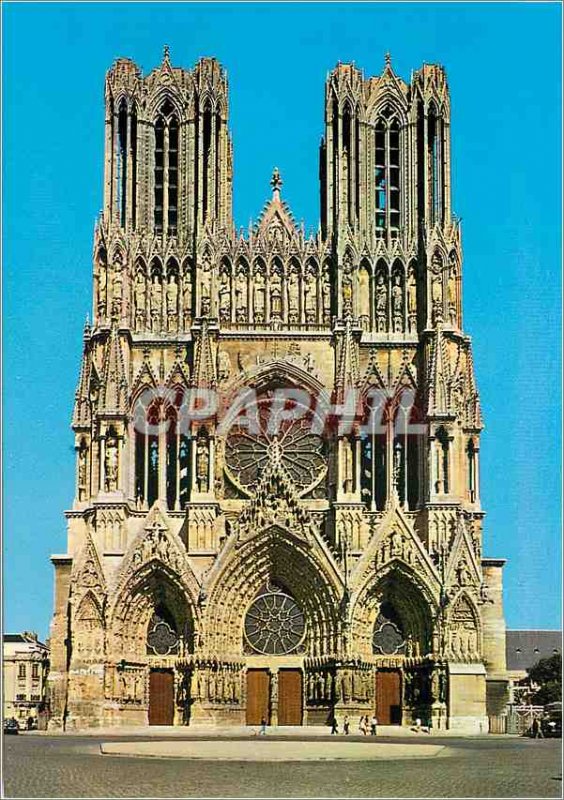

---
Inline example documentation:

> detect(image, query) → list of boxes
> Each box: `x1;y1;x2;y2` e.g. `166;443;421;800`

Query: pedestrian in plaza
370;715;378;736
414;717;422;733
359;715;368;735
531;718;544;739
259;716;267;736
343;714;350;735
330;715;339;735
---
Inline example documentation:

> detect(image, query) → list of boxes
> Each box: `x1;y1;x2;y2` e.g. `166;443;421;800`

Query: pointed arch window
435;427;450;495
117;99;128;227
375;111;401;238
154;101;179;235
360;391;387;511
428;106;444;225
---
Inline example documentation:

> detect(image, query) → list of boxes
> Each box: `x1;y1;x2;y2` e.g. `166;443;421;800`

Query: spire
334;315;360;403
162;44;171;65
99;323;128;415
72;339;92;428
192;319;217;390
385;51;391;67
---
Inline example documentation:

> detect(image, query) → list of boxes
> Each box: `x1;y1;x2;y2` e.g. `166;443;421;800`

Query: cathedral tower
48;50;508;732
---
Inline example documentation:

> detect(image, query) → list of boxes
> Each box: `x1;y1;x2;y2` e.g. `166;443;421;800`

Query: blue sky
3;2;562;638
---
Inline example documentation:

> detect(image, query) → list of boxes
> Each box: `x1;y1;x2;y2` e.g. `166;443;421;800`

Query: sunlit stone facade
48;49;508;731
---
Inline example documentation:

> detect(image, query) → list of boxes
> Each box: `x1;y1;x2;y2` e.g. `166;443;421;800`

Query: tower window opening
428;110;443;225
375;115;401;238
154;117;165;233
168;116;178;234
117;99;128;227
202;107;212;221
130;108;137;229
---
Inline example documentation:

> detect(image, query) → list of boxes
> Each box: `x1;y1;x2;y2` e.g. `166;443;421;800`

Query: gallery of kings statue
47;49;510;732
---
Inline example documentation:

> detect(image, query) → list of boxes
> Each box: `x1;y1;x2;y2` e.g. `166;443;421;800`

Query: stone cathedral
48;49;509;732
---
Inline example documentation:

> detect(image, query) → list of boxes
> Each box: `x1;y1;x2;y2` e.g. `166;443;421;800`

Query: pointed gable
192;318;217;390
99;324;128;416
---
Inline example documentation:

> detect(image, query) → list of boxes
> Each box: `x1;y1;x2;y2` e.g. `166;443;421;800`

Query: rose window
224;396;326;497
244;590;306;655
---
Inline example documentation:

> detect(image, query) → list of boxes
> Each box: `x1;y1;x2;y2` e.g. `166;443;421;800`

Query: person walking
331;715;339;735
259;716;267;736
531;718;544;739
359;715;368;735
343;714;350;735
370;714;378;736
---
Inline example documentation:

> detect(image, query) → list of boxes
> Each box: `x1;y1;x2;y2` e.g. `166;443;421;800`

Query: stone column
270;669;279;726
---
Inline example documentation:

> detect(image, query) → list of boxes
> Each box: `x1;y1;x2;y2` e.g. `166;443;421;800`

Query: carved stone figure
375;272;387;332
342;437;354;494
447;269;457;325
111;262;123;319
182;274;192;329
235;266;248;322
134;271;146;329
218;270;231;322
253;269;266;322
105;434;119;491
304;269;317;323
196;434;210;493
150;273;163;332
391;272;403;332
270;265;282;319
98;264;107;317
166;274;178;330
287;268;299;323
217;349;231;382
78;445;88;500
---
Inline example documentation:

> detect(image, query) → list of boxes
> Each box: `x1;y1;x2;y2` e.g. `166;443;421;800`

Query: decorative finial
385;52;391;67
163;44;170;62
270;167;283;198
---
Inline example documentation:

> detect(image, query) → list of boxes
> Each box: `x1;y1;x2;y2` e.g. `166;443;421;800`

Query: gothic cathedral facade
48;50;508;731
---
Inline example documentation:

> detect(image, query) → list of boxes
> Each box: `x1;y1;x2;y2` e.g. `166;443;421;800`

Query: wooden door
148;669;174;725
278;669;303;726
246;669;270;725
375;669;402;725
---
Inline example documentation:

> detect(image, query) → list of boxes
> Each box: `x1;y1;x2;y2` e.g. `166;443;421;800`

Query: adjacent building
48;49;508;731
3;633;49;727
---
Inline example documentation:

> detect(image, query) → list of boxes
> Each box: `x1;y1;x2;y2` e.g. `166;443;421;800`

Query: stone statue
270;266;282;319
287;268;299;322
105;434;118;491
253;269;266;322
235;267;248;322
150;273;163;332
342;437;354;494
111;264;123;319
218;270;231;323
98;265;107;318
134;271;146;329
322;269;331;322
391;272;403;332
166;274;178;331
304;270;316;323
196;434;210;492
78;446;87;500
217;350;231;382
432;274;443;323
182;274;192;329
447;269;457;325
375;272;387;332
